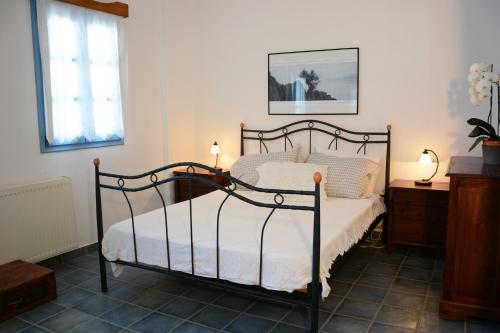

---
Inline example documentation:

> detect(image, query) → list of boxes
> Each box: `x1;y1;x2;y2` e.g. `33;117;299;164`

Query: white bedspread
102;190;385;297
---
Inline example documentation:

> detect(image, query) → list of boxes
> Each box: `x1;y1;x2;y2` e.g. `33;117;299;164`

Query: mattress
102;190;385;297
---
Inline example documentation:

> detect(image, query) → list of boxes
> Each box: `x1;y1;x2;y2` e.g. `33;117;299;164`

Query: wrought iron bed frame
94;120;391;333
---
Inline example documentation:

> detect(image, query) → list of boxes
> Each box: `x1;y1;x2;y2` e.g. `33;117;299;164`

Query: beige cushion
255;162;328;200
230;149;299;190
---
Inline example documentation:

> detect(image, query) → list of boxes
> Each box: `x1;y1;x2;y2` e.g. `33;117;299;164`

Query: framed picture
268;48;359;115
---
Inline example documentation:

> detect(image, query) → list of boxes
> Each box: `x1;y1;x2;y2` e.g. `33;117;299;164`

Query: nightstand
387;179;449;252
173;167;230;203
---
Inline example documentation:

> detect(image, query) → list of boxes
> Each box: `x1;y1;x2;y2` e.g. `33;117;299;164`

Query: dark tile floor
2;245;500;332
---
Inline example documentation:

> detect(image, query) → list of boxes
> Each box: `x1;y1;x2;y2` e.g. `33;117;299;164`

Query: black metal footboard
94;160;323;332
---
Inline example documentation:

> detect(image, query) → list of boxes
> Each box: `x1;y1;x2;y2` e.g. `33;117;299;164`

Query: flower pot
482;140;500;165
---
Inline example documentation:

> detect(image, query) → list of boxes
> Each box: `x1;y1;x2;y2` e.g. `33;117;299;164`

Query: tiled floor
2;245;500;333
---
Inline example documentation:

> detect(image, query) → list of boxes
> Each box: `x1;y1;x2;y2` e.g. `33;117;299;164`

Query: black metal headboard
240;119;392;199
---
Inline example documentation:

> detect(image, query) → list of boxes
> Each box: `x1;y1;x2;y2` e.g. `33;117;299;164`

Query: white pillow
315;146;381;194
230;149;299;190
254;162;328;201
306;153;379;198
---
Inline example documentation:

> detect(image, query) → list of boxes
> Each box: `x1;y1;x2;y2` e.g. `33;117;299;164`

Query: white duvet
102;190;385;297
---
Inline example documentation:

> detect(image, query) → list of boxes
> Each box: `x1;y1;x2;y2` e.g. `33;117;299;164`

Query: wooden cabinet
440;156;500;321
173;167;230;203
0;260;56;322
387;179;449;251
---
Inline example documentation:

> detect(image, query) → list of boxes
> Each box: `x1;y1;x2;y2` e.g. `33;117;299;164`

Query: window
30;0;125;152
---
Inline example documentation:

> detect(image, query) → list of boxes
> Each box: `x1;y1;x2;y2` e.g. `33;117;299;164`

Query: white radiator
0;177;78;264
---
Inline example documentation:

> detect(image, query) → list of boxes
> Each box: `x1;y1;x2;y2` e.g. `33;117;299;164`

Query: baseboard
36;242;98;266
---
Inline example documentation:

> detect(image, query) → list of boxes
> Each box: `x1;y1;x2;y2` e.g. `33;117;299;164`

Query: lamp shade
418;151;433;165
210;141;220;155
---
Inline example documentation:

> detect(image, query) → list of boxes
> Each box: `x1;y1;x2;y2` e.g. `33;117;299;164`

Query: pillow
316;146;381;163
306;153;379;198
230;149;298;190
254;162;328;201
315;146;381;194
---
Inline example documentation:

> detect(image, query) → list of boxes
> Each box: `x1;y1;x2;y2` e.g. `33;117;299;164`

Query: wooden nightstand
387;179;449;252
173;167;230;203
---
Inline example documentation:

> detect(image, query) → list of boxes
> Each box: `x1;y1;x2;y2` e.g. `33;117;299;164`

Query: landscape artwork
268;48;359;115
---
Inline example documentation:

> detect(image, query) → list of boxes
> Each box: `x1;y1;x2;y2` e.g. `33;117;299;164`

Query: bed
103;190;385;297
94;120;391;333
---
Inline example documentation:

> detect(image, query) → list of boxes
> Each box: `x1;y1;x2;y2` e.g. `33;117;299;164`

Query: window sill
40;139;124;153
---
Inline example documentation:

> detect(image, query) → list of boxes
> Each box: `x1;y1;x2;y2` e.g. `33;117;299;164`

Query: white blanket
102;190;385;297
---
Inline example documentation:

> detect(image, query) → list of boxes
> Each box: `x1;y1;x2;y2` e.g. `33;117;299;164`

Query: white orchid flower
468;72;480;82
478;89;492;100
469;79;479;88
479;63;493;72
476;78;491;92
467;63;497;106
470;94;480;106
483;72;497;83
470;63;481;74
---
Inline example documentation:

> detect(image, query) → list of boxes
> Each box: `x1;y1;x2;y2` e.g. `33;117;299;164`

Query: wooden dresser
173;167;230;203
387;179;449;252
440;156;500;320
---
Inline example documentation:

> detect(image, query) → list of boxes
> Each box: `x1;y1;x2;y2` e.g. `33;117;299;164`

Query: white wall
0;0;168;247
163;0;500;182
2;0;500;249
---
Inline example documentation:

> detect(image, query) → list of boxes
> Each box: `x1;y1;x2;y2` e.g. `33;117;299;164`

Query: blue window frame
30;0;124;153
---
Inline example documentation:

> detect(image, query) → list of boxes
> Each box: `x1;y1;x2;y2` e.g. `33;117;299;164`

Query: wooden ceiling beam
58;0;128;18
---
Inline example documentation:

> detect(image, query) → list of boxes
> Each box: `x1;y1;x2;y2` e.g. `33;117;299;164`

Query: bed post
384;124;391;245
384;124;391;204
94;158;108;292
240;122;245;156
310;172;322;333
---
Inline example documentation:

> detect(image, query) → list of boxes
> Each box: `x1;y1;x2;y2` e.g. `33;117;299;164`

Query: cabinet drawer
392;204;447;225
392;189;448;207
392;222;445;245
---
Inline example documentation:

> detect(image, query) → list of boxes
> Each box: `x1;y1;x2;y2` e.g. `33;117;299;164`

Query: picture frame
268;47;359;115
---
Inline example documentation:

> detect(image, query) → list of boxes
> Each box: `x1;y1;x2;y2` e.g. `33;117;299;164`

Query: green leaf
468;126;490;138
468;136;487;152
467;118;497;138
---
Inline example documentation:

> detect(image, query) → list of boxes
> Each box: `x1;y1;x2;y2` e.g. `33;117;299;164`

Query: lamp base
212;167;223;172
415;180;432;186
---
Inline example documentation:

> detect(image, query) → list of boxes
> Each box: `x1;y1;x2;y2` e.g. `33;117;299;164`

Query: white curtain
37;0;124;145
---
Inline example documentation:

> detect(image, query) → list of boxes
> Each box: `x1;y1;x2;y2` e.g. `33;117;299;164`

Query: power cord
360;221;386;249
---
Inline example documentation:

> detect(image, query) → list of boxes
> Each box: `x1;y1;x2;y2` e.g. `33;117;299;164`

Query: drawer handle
8;297;24;306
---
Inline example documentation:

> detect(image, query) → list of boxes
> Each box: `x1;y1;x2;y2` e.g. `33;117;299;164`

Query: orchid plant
467;63;500;151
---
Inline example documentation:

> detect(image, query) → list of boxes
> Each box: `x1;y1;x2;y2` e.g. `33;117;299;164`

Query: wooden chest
387;179;449;251
0;260;56;322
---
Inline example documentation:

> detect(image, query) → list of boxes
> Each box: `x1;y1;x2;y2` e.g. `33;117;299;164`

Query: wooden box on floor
0;260;56;322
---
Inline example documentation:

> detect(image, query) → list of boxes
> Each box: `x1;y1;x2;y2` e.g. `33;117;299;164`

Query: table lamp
415;149;439;186
210;141;221;170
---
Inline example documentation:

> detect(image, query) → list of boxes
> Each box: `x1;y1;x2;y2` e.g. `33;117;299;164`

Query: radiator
0;177;78;264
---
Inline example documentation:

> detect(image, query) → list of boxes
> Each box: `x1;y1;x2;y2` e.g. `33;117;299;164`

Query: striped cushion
306;153;378;198
230;149;299;190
